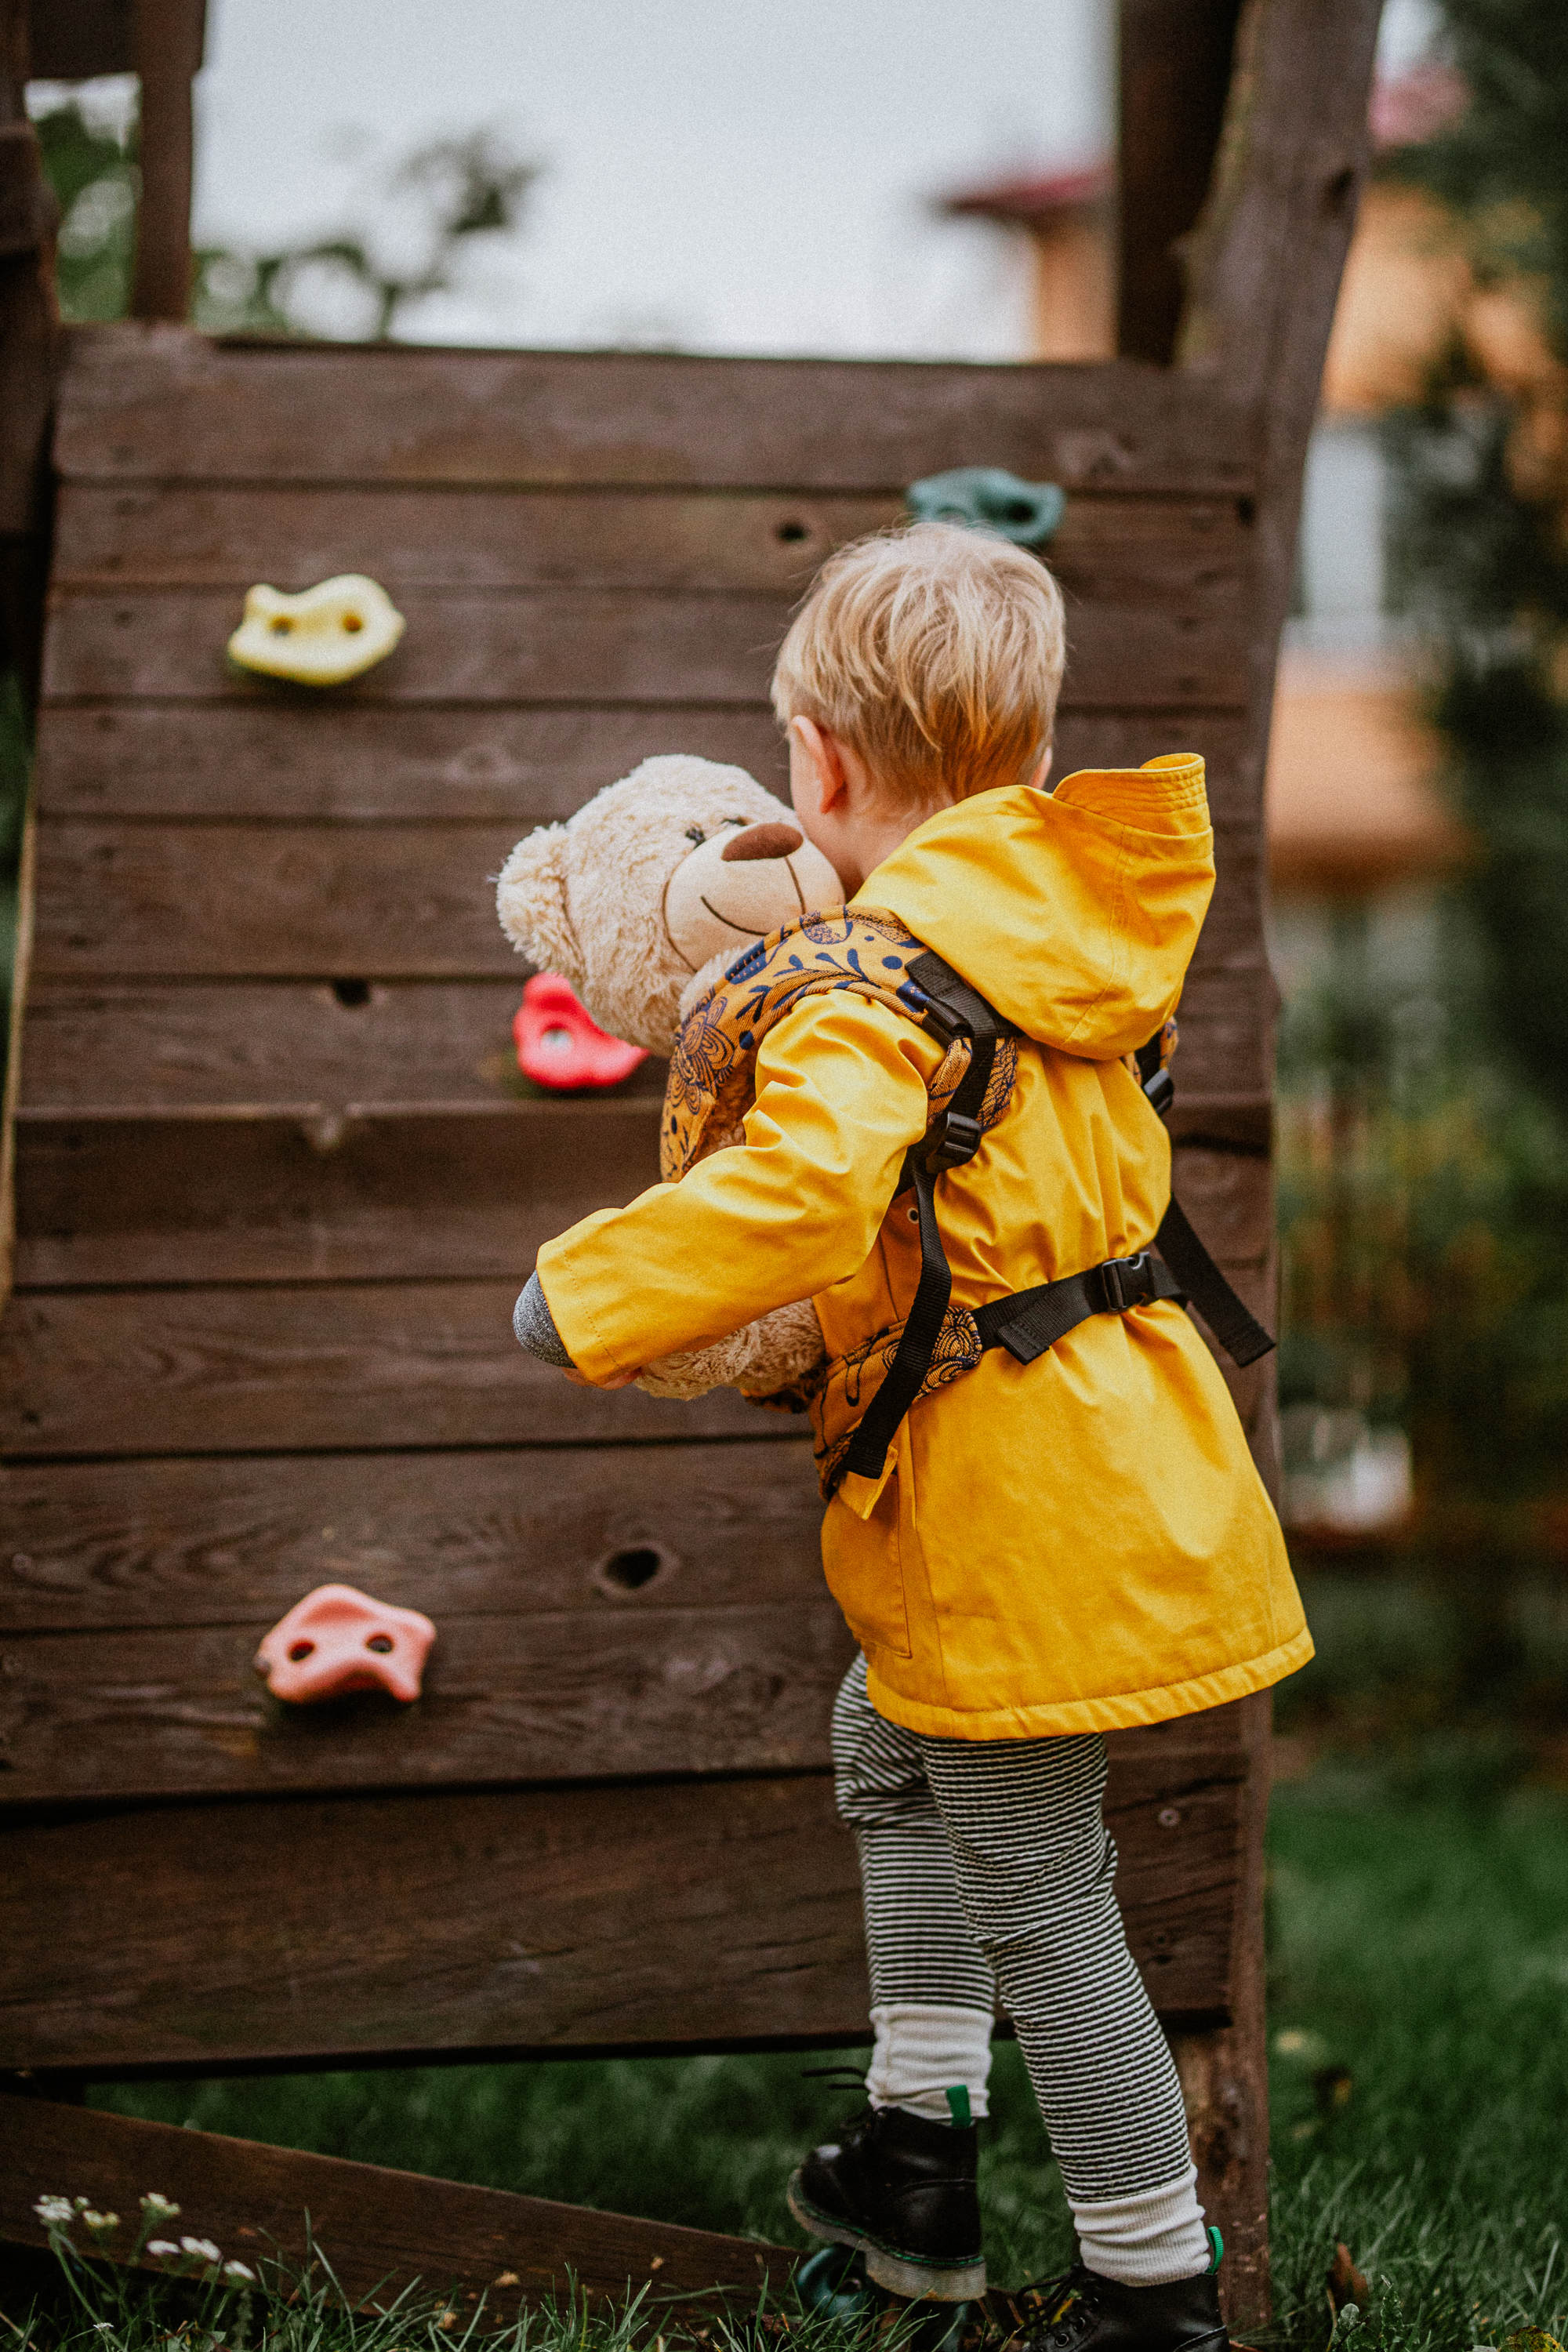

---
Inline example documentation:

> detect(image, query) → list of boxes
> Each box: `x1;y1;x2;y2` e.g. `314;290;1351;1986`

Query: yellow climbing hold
227;573;405;684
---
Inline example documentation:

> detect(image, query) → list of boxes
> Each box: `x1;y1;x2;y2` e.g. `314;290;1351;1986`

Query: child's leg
832;1653;996;2119
916;1728;1208;2286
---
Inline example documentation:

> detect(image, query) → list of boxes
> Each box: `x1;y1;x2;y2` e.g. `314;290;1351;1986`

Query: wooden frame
0;0;1380;2325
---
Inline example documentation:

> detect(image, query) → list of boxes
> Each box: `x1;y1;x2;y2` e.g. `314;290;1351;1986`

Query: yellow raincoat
537;756;1312;1738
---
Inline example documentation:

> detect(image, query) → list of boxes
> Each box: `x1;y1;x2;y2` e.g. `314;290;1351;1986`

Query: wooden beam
1117;0;1245;364
1164;3;1382;2324
0;2093;794;2314
0;1742;1247;2074
129;0;205;323
54;328;1261;493
27;0;136;79
0;0;60;697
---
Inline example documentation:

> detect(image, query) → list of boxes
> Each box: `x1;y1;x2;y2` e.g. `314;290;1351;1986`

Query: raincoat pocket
822;1468;912;1660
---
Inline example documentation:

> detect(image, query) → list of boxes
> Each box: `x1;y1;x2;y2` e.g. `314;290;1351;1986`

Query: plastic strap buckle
1092;1251;1152;1313
1142;1067;1175;1120
921;1109;984;1174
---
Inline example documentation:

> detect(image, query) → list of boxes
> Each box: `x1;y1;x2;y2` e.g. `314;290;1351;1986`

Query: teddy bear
496;754;840;1400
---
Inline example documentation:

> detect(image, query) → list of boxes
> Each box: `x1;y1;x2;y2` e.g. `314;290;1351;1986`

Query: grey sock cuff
513;1271;575;1369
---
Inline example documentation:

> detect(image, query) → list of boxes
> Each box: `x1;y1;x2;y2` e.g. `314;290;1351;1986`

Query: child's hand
564;1365;638;1390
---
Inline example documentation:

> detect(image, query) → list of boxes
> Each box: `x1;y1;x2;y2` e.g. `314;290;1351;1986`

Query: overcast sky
47;0;1439;361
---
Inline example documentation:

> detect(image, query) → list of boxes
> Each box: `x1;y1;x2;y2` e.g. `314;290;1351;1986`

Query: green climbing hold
906;466;1065;548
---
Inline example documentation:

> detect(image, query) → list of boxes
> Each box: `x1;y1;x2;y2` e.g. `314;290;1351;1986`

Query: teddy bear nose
720;821;804;863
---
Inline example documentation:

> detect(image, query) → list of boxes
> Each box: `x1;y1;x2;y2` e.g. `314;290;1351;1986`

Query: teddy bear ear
495;826;582;982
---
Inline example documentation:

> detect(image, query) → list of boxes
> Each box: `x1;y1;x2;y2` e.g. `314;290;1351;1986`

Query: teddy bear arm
634;1298;826;1402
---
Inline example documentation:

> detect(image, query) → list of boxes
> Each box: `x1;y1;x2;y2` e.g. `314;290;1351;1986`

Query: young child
514;524;1311;2352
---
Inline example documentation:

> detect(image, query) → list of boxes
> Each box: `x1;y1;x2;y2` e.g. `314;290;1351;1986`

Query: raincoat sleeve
533;992;941;1386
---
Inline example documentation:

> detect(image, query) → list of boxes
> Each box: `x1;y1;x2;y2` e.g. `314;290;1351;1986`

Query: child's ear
496;826;582;982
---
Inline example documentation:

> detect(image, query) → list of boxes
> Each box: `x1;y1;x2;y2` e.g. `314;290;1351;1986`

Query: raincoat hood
852;753;1214;1060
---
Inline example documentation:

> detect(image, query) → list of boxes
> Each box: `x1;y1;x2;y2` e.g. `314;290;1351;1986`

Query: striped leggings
833;1653;1195;2209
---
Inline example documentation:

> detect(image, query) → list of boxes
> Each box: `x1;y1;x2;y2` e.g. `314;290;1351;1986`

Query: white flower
180;2236;222;2262
82;2209;119;2233
33;2195;74;2225
140;2192;180;2218
147;2241;182;2258
222;2261;256;2282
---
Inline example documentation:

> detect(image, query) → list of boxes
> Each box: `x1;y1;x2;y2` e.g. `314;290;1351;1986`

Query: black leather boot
1000;2259;1229;2352
787;2103;985;2301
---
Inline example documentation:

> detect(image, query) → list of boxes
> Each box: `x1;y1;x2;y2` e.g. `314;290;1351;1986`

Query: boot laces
1002;2264;1102;2352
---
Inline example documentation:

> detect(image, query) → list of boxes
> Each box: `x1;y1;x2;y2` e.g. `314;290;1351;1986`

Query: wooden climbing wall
1;326;1272;2067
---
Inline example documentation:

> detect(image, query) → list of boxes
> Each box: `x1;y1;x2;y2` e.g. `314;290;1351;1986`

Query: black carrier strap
836;949;1276;1490
840;953;1014;1486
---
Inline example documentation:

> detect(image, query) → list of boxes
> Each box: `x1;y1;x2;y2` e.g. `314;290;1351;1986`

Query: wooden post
0;0;60;697
1164;0;1382;2325
129;0;205;321
1117;0;1245;363
26;0;135;79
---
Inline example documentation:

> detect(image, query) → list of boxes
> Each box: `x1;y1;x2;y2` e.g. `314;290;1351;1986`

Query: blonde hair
770;521;1067;808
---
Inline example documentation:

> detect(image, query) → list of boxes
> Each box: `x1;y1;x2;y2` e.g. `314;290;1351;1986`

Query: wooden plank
53;325;1261;495
0;1777;872;2071
27;811;1269;985
10;977;1271;1131
30;702;1253;826
0;1441;828;1635
0;2094;793;2317
40;582;1250;712
0;1602;855;1803
0;1557;1254;1813
50;481;1251;593
0;1751;1240;2074
30;820;531;980
13;979;625;1112
11;1106;1273;1289
0;1279;801;1457
11;1102;662;1286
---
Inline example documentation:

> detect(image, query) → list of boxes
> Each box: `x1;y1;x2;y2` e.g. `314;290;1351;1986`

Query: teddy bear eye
684;826;706;846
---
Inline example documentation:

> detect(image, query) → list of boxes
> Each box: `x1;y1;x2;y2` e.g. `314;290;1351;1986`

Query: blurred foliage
34;96;138;320
1276;926;1568;1557
1282;0;1568;1563
1381;2;1568;1119
31;89;535;337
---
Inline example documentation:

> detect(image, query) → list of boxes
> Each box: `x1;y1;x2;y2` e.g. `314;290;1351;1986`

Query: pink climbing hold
513;972;648;1091
255;1584;436;1704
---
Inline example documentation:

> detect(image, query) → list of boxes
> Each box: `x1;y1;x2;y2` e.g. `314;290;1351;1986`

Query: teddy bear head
495;753;842;1054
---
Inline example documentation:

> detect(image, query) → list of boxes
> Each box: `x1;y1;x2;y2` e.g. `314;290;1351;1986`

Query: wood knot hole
596;1544;670;1596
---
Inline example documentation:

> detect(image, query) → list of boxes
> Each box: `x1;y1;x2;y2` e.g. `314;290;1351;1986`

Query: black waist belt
974;1247;1188;1363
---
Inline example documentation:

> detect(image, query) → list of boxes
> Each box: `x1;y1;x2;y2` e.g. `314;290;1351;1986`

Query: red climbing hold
255;1584;436;1704
513;971;648;1091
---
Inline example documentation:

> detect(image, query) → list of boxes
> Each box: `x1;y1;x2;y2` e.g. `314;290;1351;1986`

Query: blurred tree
1276;0;1568;1575
29;93;535;337
1383;0;1568;1120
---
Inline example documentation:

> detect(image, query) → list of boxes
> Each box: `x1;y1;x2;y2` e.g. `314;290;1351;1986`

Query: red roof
941;161;1112;226
941;67;1466;229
